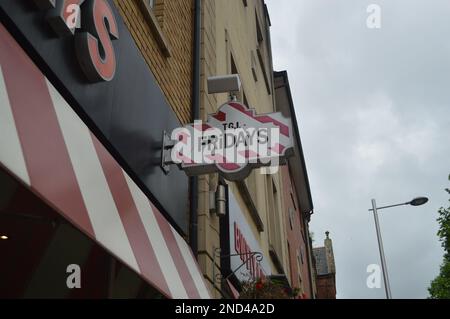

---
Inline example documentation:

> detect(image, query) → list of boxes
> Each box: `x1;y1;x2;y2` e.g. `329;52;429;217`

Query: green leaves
429;260;450;299
428;174;450;299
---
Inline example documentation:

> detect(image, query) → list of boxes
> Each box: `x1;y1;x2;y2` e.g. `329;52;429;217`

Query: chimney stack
324;231;336;274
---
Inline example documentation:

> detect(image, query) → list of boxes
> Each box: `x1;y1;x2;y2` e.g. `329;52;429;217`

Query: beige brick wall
197;0;223;298
197;0;289;298
113;0;194;124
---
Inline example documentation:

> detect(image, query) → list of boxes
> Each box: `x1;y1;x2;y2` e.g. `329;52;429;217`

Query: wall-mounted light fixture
207;74;241;94
207;74;241;101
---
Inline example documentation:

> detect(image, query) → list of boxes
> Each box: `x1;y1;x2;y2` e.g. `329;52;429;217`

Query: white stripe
46;79;140;274
124;173;189;299
172;228;211;299
0;66;30;185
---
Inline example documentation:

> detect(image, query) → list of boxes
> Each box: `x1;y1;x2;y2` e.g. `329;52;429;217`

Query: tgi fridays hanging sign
166;102;294;181
32;0;118;82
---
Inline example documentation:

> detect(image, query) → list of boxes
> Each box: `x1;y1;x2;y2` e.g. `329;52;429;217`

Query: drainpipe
189;0;201;259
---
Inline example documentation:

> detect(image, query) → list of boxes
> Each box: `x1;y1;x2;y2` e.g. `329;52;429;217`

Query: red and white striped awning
0;23;210;299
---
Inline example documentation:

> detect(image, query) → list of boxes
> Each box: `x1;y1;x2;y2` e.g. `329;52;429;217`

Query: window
230;54;240;96
243;91;249;107
290;191;297;211
251;50;258;82
230;54;244;103
288;207;295;230
267;177;284;272
297;251;304;292
138;0;171;57
287;242;293;283
255;10;271;94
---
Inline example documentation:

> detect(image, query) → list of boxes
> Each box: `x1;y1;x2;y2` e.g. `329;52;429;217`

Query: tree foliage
428;174;450;299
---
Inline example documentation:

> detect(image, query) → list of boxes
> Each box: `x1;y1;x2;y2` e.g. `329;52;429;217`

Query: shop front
0;0;210;299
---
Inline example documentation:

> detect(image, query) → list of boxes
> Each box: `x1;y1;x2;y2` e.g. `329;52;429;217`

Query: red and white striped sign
170;102;294;181
0;23;210;299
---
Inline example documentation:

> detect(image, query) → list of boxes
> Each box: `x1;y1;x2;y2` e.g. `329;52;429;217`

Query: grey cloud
267;0;449;298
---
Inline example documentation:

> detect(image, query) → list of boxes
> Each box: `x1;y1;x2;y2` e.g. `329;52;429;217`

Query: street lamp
369;196;429;299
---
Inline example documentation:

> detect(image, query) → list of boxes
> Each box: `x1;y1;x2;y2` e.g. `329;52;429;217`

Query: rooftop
313;247;329;276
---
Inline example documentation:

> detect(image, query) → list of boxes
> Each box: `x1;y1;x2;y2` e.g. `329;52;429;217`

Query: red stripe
0;23;95;237
213;111;226;122
270;143;286;154
215;154;242;171
91;134;172;298
151;202;201;299
186;243;210;298
254;115;290;137
217;162;242;171
193;123;213;132
229;102;290;137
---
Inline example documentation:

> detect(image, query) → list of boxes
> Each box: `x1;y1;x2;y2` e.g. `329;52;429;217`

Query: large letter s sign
75;0;119;82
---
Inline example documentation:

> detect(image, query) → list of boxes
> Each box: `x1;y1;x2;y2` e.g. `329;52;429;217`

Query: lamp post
369;196;429;299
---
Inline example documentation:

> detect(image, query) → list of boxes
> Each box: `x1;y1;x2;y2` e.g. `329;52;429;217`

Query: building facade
197;0;285;298
275;71;316;299
0;0;319;299
196;0;317;299
113;0;194;125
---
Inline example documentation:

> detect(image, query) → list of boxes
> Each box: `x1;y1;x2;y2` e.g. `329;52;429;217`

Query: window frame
138;0;171;57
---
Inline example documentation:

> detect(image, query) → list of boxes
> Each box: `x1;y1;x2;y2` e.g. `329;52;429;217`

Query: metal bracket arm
214;248;263;283
161;130;177;174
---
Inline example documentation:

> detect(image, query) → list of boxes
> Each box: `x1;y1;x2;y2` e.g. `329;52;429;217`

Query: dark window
255;10;271;94
0;168;164;299
290;191;297;211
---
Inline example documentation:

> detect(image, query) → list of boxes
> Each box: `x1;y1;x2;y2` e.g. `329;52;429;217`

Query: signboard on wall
221;190;271;283
169;101;294;181
0;0;189;234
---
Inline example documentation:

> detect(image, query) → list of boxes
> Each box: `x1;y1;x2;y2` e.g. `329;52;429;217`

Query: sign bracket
159;96;294;180
213;248;264;283
161;130;177;174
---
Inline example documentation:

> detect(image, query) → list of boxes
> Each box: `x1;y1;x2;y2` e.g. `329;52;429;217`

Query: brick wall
281;165;313;298
113;0;194;124
316;274;337;299
197;0;222;299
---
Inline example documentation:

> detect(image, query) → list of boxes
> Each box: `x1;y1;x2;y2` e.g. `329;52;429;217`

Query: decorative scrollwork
213;248;264;283
254;252;263;262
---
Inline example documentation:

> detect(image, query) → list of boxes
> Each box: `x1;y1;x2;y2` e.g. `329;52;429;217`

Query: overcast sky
266;0;450;299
